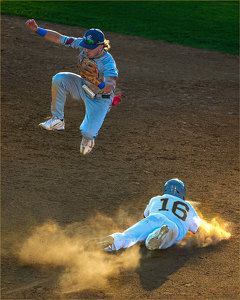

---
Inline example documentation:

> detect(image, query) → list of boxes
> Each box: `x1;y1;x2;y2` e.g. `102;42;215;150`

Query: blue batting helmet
163;178;186;200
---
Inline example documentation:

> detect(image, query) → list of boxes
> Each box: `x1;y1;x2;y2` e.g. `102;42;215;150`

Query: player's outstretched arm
25;19;63;44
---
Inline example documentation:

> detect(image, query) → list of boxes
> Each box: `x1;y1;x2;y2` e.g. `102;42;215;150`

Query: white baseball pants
110;213;179;251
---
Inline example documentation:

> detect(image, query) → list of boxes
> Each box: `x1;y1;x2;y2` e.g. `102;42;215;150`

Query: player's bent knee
52;73;66;85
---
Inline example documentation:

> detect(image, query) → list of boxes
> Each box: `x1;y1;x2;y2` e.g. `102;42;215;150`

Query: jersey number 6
158;198;190;221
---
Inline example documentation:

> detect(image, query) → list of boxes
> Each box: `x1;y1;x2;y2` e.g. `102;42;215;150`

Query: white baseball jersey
144;194;201;242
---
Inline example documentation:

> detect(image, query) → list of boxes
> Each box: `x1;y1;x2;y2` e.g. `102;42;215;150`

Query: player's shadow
136;241;227;291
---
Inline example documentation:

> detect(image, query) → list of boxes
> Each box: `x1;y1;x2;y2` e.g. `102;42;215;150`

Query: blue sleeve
60;36;83;50
103;64;118;77
102;56;118;78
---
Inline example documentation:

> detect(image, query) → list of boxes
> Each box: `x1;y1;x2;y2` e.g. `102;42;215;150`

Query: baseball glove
78;57;102;86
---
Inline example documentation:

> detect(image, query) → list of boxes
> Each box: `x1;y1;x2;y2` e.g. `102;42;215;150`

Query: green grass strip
1;1;239;54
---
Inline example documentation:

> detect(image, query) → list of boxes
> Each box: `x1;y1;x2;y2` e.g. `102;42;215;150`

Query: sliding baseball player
96;179;201;251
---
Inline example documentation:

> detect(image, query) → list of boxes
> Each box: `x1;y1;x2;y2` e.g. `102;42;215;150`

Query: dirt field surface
2;15;239;299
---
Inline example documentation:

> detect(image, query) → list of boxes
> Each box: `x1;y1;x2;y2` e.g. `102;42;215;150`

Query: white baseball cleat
80;137;95;155
84;235;115;251
97;235;115;251
39;117;65;131
146;225;169;250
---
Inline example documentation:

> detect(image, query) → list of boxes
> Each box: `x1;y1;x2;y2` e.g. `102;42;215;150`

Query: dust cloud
178;210;231;248
18;212;140;294
18;208;232;293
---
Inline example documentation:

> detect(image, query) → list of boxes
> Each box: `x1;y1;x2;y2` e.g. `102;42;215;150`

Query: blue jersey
60;36;118;95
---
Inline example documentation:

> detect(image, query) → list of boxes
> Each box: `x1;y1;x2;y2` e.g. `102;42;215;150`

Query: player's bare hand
25;19;38;32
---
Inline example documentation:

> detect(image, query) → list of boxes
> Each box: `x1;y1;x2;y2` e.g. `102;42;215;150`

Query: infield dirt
2;15;239;299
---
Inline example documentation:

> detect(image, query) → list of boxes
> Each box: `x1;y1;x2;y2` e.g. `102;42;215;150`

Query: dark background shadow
136;242;228;291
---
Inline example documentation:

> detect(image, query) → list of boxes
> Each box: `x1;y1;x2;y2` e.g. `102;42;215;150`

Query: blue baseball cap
80;28;105;49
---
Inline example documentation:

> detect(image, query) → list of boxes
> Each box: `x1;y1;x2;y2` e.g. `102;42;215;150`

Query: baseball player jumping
25;19;118;155
94;179;201;251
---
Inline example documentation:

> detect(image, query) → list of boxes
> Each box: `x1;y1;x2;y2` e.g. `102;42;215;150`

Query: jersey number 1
159;198;189;221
